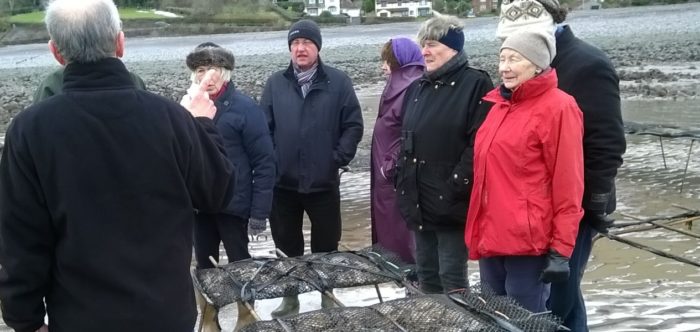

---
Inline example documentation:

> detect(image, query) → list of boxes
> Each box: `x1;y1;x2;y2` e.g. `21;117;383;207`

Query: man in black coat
0;1;233;331
259;19;363;317
395;15;493;294
497;0;626;330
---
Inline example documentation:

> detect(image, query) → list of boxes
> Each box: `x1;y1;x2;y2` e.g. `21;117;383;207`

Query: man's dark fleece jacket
0;58;233;332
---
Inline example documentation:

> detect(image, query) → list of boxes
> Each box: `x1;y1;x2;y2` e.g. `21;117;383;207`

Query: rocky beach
0;3;699;331
1;4;699;133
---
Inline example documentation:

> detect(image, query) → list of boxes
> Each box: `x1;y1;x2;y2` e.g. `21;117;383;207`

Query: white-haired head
45;0;122;63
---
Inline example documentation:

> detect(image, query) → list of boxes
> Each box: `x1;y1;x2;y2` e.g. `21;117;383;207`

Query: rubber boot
321;290;337;309
270;296;300;318
233;301;256;332
195;288;221;332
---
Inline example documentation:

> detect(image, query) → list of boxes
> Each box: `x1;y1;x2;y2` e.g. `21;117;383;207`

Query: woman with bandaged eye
183;42;275;268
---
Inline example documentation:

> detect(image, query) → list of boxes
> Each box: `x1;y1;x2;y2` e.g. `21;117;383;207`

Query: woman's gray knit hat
186;42;235;71
500;30;556;70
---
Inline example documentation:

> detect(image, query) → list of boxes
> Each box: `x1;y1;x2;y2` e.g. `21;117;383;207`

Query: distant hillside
0;0;302;45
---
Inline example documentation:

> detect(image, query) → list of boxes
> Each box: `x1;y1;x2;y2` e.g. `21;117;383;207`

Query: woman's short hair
416;14;464;47
380;40;400;71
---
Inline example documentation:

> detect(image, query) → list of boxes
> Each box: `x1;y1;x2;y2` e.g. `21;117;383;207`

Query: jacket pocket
309;130;338;189
395;158;420;225
526;199;550;253
419;165;467;224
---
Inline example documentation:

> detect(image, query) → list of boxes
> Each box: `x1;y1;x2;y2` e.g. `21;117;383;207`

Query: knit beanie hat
438;27;465;53
500;30;556;70
288;19;322;51
496;0;558;39
186;42;235;71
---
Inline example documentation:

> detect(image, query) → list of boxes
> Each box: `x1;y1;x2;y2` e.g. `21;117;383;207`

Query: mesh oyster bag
240;289;563;332
194;246;412;308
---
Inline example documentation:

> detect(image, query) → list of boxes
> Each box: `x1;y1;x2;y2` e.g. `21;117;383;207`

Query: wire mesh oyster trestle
193;247;410;308
193;246;565;331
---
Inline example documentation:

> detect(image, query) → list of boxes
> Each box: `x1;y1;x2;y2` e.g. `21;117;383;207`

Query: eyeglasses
290;39;315;49
194;66;222;78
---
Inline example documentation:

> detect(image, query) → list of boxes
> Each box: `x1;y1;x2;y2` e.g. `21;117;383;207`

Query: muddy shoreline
1;4;699;134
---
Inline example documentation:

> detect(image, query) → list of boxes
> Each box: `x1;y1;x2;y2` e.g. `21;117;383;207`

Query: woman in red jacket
465;30;584;312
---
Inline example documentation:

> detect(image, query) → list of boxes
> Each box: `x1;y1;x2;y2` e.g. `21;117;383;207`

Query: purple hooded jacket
370;38;424;263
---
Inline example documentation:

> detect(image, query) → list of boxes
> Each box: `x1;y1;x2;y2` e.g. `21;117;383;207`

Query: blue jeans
549;220;594;331
479;255;550;313
414;229;468;293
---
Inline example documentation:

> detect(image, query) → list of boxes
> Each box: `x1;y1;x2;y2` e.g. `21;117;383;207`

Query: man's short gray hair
45;0;122;63
416;14;464;46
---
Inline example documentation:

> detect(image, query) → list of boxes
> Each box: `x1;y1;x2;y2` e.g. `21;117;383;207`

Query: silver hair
190;68;232;84
45;0;122;63
416;14;464;46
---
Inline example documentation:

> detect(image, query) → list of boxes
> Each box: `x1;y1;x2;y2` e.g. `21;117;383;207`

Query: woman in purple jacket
370;37;424;263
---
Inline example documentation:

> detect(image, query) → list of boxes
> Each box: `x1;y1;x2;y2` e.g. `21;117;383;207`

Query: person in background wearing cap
370;37;424;266
185;42;275;269
465;30;584;312
394;15;493;294
0;0;233;330
497;0;625;328
260;19;363;317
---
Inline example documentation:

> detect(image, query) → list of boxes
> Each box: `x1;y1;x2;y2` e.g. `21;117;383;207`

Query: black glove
583;211;615;234
540;249;570;283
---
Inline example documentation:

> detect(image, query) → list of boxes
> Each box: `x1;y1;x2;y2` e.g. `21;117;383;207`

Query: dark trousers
269;187;341;257
479;255;550;313
414;229;468;293
194;213;250;269
549;221;594;331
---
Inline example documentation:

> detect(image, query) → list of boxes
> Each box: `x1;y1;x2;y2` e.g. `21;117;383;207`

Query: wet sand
209;93;700;331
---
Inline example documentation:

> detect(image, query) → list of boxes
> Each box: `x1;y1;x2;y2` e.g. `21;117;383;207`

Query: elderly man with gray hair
0;0;233;331
394;14;493;294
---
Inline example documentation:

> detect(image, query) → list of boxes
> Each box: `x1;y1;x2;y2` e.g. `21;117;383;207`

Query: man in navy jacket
260;19;363;317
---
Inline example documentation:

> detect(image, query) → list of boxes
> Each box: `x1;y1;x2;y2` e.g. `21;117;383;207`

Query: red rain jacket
465;69;584;260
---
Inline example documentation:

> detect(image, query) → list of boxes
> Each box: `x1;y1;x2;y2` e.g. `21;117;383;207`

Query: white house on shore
375;0;432;17
304;0;362;17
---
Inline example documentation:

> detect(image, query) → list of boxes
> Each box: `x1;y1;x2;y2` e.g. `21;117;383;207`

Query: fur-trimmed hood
186;43;235;71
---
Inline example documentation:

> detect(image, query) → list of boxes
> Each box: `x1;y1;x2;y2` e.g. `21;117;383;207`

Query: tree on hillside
362;0;375;13
191;0;224;15
433;0;446;13
1;0;42;15
114;0;162;7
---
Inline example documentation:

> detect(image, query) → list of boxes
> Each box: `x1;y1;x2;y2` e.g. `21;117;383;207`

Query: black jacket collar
552;25;575;68
424;51;469;82
63;57;134;92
